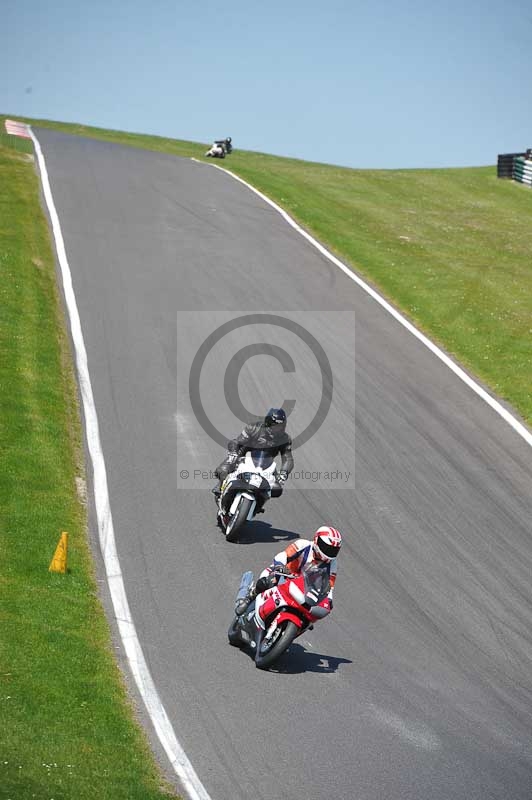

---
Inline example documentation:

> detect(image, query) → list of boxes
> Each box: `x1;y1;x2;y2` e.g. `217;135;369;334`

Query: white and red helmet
313;526;342;562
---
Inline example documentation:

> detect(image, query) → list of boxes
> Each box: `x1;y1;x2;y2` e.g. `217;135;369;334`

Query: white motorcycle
216;449;283;542
205;137;232;159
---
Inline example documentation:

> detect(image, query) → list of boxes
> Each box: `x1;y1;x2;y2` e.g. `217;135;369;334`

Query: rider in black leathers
212;408;294;496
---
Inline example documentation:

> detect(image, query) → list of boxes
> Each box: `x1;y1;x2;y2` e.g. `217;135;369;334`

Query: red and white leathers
259;538;337;603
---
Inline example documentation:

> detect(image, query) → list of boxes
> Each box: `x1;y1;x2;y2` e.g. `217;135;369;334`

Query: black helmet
264;408;287;430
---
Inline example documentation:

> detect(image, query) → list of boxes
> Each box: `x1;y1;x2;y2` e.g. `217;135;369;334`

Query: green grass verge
0;138;179;798
6;113;531;427
0;129;33;154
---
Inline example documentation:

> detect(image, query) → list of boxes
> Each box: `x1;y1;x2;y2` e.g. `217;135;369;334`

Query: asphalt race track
35;128;532;800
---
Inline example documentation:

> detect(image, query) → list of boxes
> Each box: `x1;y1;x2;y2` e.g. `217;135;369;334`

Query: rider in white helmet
254;526;342;609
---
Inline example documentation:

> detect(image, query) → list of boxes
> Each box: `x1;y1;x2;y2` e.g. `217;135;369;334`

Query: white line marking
175;411;198;457
31;130;213;800
369;705;441;751
193;158;532;450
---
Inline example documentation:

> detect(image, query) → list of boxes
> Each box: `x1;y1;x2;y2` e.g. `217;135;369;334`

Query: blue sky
3;0;532;168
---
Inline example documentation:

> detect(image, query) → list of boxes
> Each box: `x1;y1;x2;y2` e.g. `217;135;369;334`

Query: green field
1;113;530;800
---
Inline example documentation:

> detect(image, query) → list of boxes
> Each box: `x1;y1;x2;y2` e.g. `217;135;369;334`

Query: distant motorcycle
205;137;232;159
216;449;282;542
228;564;332;669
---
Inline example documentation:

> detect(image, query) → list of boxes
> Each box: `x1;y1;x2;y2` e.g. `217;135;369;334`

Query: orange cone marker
49;532;68;573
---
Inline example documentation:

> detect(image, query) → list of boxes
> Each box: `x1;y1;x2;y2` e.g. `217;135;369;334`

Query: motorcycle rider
215;136;232;154
253;526;342;610
212;408;294;497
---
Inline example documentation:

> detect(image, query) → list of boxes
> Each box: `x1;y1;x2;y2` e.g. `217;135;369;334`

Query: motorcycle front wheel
255;620;299;670
225;496;253;543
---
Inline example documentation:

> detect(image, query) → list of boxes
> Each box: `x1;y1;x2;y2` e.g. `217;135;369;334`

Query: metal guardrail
513;156;532;187
497;152;525;179
497;149;532;187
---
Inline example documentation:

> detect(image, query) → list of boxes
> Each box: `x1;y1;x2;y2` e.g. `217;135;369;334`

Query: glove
255;575;272;594
226;452;238;464
278;471;288;484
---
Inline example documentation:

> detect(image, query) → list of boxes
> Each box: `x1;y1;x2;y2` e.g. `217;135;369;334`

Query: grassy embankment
12;114;532;425
0;112;530;798
0;131;179;798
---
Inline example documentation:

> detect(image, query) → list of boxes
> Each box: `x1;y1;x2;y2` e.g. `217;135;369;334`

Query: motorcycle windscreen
303;564;331;603
249;449;275;470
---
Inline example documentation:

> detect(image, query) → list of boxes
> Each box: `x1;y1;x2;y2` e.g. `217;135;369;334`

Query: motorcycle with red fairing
228;564;333;670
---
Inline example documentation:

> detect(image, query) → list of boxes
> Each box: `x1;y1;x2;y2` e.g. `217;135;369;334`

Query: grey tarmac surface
35;127;532;800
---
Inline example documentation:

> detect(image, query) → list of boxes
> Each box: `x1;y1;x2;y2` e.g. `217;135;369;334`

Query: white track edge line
192;157;532;449
31;129;213;800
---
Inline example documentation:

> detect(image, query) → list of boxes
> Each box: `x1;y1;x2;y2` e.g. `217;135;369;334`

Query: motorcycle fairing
220;449;277;516
248;449;276;470
232;450;277;488
254;586;307;631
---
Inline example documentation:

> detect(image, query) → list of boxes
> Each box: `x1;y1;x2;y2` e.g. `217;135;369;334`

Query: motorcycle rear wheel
225;496;253;543
255;620;299;670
